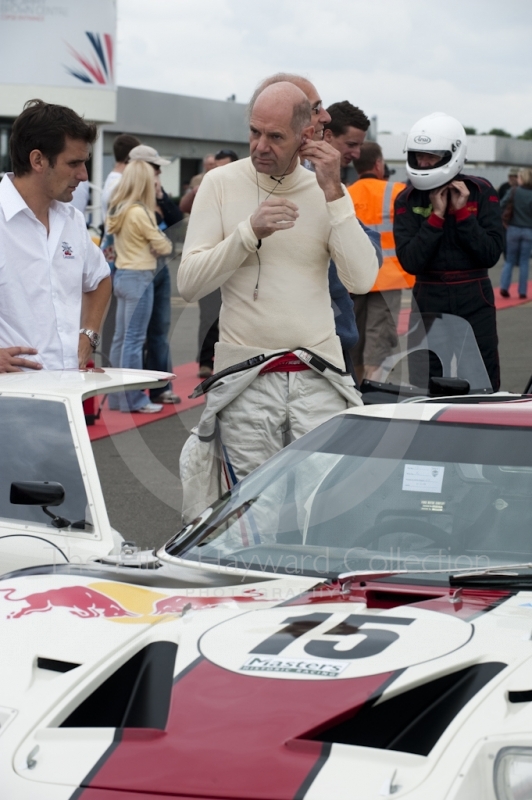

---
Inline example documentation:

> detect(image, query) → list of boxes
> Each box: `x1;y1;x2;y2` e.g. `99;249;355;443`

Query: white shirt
0;174;110;369
101;170;122;220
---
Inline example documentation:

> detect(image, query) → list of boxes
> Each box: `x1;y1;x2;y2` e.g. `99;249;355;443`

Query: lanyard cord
252;144;301;301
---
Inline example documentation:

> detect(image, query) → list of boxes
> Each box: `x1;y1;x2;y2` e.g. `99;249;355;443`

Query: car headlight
494;747;532;800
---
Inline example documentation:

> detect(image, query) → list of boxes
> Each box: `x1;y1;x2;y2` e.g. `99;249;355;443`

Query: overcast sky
116;0;532;137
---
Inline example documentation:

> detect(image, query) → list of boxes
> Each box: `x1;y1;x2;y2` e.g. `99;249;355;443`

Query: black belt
190;348;348;399
417;270;488;284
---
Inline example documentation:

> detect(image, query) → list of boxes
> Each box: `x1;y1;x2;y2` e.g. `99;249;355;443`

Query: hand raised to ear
448;181;470;211
429;185;449;219
299;140;343;202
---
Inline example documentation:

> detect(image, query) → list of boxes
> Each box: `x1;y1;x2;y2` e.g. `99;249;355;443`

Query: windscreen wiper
450;564;532;589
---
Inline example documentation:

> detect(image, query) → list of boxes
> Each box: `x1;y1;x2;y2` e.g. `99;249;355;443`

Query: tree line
464;127;532;140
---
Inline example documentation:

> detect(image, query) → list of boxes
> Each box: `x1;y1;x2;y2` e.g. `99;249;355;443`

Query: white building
100;86;249;199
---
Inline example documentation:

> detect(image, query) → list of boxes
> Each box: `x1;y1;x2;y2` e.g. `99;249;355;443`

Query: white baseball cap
128;145;170;167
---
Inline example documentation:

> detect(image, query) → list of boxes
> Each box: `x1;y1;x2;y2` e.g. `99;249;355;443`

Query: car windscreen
0;397;89;529
165;415;532;581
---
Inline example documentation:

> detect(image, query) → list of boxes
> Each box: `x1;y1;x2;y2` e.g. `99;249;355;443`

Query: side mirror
429;377;470;397
10;481;70;529
10;481;65;507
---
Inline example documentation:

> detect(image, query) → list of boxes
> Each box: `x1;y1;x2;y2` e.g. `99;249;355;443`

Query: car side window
0;397;88;528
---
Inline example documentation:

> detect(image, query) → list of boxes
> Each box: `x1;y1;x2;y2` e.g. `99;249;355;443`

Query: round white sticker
199;603;472;680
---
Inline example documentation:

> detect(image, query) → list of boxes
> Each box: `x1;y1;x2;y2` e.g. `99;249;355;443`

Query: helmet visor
408;150;452;170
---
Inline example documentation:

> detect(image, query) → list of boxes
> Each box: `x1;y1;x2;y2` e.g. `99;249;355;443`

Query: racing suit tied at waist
180;348;362;523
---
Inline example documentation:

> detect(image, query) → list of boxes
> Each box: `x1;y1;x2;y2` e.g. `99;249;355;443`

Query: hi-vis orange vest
348;178;415;292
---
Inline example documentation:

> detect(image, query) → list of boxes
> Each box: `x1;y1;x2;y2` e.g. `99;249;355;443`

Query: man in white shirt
178;81;378;519
0;99;111;372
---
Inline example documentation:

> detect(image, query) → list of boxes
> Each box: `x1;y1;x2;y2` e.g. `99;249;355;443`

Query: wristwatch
79;328;101;350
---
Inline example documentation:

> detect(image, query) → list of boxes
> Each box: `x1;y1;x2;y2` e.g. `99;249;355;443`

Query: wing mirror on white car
10;481;71;529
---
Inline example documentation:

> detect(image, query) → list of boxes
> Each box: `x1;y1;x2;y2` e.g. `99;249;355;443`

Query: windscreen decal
402;464;444;493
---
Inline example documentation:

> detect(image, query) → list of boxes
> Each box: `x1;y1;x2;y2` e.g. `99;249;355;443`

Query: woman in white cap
107;160;172;412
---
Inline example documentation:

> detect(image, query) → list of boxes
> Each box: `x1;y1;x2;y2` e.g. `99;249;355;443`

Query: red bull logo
0;586;134;619
153;589;262;616
0;583;267;623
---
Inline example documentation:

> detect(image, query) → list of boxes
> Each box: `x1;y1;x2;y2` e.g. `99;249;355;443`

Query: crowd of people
0;80;521;523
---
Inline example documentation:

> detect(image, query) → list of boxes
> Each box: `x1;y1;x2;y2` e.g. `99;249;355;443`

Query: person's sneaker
136;402;163;414
157;390;181;404
500;288;510;298
520;293;528;299
198;365;213;379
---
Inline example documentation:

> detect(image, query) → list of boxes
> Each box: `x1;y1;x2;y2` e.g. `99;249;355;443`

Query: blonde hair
106;160;156;234
518;167;532;189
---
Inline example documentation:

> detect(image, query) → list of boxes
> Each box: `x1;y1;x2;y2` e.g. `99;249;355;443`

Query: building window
0;124;12;177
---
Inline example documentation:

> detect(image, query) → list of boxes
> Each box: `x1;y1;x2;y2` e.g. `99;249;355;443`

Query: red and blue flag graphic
66;32;114;85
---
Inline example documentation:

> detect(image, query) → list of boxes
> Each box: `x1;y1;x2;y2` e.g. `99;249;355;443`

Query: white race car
0;368;173;574
2;390;532;799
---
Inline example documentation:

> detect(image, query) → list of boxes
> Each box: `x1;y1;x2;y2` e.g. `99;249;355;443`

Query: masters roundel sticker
199;604;472;680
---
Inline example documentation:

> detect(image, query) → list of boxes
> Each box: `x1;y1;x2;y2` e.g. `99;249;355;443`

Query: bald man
178;81;378;521
248;73;382;378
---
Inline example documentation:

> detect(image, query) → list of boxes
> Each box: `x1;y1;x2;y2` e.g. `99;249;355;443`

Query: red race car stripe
74;791;206;799
435;402;532;427
74;587;509;799
79;657;395;800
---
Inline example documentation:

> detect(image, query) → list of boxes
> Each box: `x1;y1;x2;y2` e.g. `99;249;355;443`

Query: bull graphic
0;586;137;619
153;591;264;616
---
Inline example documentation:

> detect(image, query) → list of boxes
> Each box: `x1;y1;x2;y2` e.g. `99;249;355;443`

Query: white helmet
405;112;467;191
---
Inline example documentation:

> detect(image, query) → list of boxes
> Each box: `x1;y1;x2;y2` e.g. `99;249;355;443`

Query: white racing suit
180;348;362;523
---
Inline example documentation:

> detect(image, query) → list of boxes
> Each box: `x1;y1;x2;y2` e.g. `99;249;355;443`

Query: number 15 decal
251;612;414;660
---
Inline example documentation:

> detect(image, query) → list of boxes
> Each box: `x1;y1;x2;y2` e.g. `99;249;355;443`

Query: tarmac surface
91;255;532;552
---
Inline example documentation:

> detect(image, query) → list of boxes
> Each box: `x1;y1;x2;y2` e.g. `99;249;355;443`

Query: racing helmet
405;112;467;191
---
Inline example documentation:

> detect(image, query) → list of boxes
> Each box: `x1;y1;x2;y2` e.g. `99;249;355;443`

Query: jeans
500;225;532;296
109;269;155;411
145;262;172;400
197;289;221;367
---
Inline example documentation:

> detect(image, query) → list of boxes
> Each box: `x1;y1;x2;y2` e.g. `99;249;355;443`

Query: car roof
0;368;175;400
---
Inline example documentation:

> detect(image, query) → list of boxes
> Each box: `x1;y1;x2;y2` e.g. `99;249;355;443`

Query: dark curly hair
324;101;370;137
10;99;97;176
